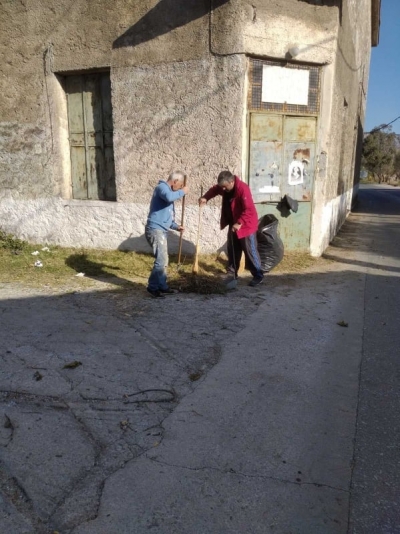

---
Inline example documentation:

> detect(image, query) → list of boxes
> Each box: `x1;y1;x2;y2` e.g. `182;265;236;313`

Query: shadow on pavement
1;184;400;532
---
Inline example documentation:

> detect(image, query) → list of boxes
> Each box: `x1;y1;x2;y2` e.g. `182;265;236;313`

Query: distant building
0;0;381;255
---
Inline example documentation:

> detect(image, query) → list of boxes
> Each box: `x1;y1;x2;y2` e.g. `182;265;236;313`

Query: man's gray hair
217;170;234;185
168;171;186;182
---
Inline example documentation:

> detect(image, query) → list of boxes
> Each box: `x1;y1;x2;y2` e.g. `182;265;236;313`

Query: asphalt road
348;184;400;534
1;183;400;533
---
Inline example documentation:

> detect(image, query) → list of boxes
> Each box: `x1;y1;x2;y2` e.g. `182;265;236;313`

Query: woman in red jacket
200;171;264;286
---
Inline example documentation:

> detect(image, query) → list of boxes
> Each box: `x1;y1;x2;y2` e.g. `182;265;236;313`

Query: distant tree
394;151;400;181
362;125;397;183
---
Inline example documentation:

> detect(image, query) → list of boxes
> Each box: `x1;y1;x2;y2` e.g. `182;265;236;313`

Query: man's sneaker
147;288;165;298
248;276;263;287
159;288;179;295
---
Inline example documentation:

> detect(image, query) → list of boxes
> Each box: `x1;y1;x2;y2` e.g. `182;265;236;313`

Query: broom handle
196;185;204;248
177;175;187;264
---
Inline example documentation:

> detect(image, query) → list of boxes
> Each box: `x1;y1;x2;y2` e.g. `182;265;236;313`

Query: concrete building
0;0;381;255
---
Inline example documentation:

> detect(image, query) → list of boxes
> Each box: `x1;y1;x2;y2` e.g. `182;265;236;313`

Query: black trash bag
257;214;284;273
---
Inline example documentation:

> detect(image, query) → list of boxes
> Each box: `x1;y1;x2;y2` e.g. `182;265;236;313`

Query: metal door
283;116;316;202
248;113;317;250
65;73;116;201
249;114;283;203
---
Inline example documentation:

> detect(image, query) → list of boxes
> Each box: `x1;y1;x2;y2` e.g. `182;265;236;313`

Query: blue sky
365;0;400;134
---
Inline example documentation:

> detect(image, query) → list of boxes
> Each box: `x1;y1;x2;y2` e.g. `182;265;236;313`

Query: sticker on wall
259;185;280;194
288;160;304;185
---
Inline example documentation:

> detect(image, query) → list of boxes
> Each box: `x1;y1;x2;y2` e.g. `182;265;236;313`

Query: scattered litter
120;420;130;431
34;261;43;268
189;371;203;382
33;371;43;381
4;415;13;429
75;272;85;277
63;360;82;369
337;320;348;327
41;246;50;252
31;251;40;256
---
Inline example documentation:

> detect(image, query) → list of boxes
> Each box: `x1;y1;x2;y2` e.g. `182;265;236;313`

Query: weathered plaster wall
208;0;373;256
310;0;372;255
0;0;216;199
212;0;337;63
0;0;375;256
0;0;238;252
113;55;246;204
0;122;50;198
0;193;225;253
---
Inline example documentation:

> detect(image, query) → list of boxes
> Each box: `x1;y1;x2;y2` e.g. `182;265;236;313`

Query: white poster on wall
288;160;304;185
262;66;310;105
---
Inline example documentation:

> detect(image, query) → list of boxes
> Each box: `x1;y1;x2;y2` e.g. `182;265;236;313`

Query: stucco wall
0;54;245;253
0;0;375;256
0;0;217;200
0;0;242;252
0;192;226;254
113;55;245;204
310;0;372;255
212;0;337;64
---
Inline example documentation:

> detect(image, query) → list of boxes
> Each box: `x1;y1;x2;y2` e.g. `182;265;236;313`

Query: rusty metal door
248;113;317;250
283;117;316;202
249;114;283;203
65;73;116;201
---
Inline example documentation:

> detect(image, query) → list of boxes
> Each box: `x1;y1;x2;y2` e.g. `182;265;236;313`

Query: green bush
0;230;28;251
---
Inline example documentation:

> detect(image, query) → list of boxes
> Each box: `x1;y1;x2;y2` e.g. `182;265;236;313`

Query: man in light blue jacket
145;171;188;298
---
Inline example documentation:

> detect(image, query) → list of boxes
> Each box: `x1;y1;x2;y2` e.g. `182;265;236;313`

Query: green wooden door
65;73;116;201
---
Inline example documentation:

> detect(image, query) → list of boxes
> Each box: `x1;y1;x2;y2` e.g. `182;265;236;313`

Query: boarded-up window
64;72;116;201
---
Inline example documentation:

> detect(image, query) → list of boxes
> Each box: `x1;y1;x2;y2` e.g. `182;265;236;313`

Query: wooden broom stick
192;186;203;275
177;175;187;265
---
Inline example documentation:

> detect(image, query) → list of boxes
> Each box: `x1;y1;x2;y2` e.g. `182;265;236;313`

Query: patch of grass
0;241;154;289
0;230;28;252
0;237;228;293
0;232;321;292
272;252;319;273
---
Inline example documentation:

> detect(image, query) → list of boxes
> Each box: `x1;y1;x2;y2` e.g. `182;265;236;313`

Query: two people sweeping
145;170;263;298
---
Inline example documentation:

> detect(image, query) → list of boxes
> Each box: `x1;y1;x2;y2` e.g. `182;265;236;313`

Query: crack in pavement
0;383;180;531
146;456;350;494
2;413;14;447
1;286;261;532
55;410;174;531
0;463;49;534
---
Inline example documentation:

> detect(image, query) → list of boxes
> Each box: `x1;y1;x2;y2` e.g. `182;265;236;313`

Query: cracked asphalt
1;184;400;533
